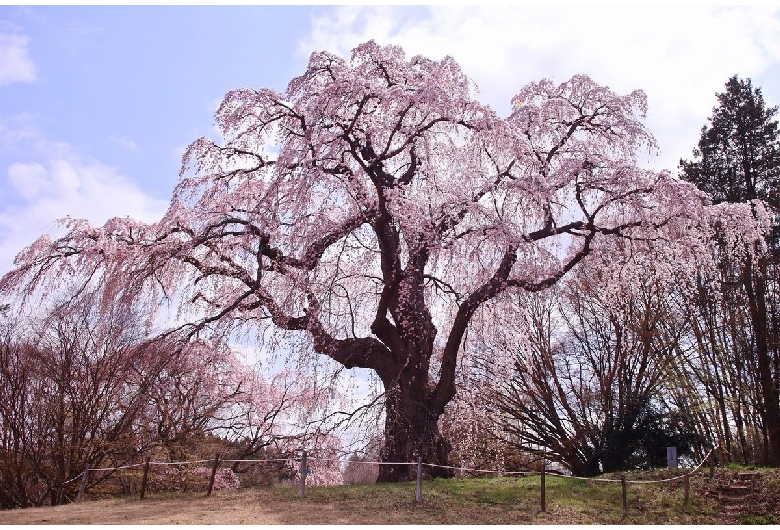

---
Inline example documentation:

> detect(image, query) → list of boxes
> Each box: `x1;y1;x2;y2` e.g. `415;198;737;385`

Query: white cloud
0;33;37;86
108;135;141;153
300;5;780;171
7;161;47;201
0;113;40;151
0;144;169;276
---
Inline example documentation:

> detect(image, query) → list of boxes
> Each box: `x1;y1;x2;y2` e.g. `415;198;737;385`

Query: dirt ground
4;468;777;525
0;487;562;525
2;490;325;525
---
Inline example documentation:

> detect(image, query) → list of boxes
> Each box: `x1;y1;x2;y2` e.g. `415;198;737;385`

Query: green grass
740;514;778;525
727;462;760;470
268;471;723;524
7;467;774;524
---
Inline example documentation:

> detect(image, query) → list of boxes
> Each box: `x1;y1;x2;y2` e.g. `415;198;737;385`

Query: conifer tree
681;76;780;466
681;76;780;214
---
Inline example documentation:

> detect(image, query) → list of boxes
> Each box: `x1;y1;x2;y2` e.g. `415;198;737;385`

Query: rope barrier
62;472;85;485
305;457;416;466
87;463;146;472
87;460;210;471
75;444;720;486
221;458;296;464
148;459;212;466
556;445;720;485
423;462;538;476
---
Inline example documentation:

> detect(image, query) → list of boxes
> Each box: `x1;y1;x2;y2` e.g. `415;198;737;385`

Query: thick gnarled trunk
377;382;453;482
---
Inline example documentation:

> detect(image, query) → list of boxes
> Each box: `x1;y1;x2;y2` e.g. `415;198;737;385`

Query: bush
147;466;240;493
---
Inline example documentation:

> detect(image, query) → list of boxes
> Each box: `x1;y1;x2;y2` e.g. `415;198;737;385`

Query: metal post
298;450;307;499
540;460;546;513
207;453;220;496
621;474;627;518
415;456;423;503
77;465;89;503
140;457;151;499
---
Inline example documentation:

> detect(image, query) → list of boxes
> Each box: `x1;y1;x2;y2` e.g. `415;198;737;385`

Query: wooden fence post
206;453;220;496
77;464;89;503
298;450;307;499
140;457;151;499
621;474;627;518
540;460;546;513
683;473;690;504
415;456;423;503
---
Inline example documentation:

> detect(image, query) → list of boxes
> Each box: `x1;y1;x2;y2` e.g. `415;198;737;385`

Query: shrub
147;466;240;493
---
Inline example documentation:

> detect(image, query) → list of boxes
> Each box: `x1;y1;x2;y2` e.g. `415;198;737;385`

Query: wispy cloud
0;126;169;275
0;33;37;86
108;135;141;153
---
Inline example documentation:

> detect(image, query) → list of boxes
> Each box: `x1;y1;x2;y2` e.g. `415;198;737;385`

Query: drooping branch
433;224;602;413
1;42;736;479
433;246;517;412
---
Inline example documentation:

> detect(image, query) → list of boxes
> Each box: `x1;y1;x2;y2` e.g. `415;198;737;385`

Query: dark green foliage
630;402;705;469
680;75;780;214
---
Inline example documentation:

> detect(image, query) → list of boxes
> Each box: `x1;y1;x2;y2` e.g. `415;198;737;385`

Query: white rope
221;458;294;464
305;457;416;466
149;459;212;466
61;472;85;485
77;444;719;485
88;463;145;472
423;463;538;476
562;445;721;484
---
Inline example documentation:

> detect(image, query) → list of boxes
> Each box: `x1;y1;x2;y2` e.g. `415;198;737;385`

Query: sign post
666;447;678;468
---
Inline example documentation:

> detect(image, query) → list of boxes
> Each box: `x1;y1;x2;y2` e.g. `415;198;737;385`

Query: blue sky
2;5;780;276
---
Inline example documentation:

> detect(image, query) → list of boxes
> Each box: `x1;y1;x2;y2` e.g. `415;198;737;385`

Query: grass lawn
0;469;766;525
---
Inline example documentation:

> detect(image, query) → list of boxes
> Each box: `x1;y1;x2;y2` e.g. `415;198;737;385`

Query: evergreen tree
681;75;780;214
680;75;780;467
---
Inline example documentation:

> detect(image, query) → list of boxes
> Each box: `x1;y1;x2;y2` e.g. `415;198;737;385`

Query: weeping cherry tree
0;41;760;481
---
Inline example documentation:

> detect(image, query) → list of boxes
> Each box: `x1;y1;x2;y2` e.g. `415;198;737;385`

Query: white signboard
667;446;678;468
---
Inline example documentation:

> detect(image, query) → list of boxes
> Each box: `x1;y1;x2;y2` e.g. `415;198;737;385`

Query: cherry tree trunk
377;383;454;482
